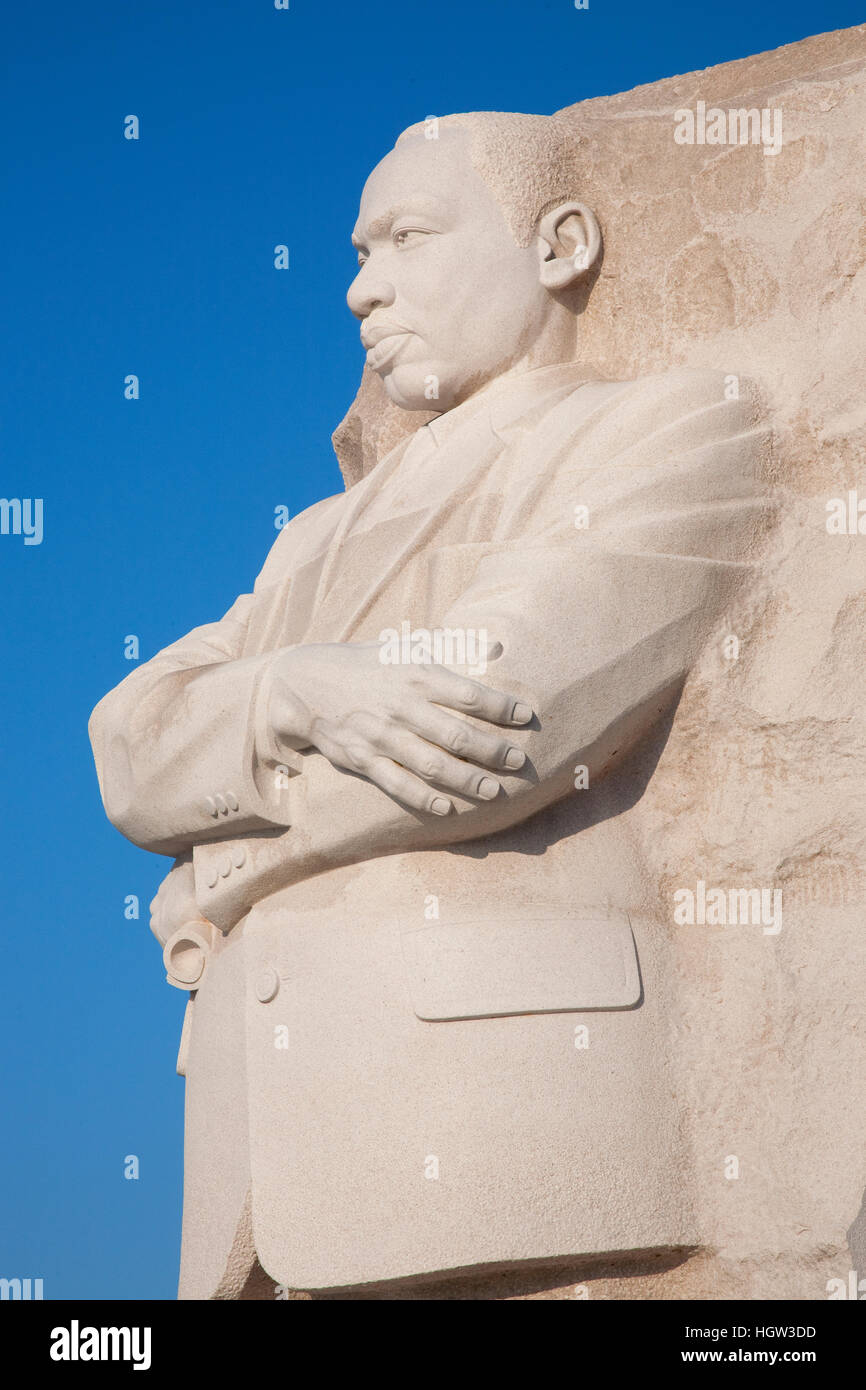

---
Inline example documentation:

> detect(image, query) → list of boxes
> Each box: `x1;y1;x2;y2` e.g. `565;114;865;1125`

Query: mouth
362;328;413;372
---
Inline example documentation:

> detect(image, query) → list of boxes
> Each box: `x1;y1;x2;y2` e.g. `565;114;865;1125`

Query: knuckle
361;720;387;750
344;742;369;770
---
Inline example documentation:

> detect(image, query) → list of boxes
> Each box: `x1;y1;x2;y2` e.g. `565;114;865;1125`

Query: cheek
435;245;511;317
426;244;541;346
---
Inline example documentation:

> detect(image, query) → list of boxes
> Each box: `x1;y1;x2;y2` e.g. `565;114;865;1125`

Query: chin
381;362;456;413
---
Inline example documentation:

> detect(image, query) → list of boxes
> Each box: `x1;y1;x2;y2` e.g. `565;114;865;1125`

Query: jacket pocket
399;908;641;1021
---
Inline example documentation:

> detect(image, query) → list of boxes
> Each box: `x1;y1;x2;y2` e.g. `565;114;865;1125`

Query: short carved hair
396;111;587;248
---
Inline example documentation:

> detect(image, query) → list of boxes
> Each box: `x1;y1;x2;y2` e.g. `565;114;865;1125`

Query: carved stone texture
90;24;866;1300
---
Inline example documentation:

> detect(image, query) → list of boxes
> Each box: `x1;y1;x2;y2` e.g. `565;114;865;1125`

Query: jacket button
255;967;279;1003
220;854;232;877
204;797;218;817
214;794;228;814
226;790;239;811
232;847;246;868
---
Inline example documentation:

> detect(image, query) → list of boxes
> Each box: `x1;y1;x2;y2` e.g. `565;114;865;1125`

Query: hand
268;641;532;816
149;853;212;947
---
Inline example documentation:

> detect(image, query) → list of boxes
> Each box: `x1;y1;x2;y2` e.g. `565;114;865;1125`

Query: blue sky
1;0;861;1300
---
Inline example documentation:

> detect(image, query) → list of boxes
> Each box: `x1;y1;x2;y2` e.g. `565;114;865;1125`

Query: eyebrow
351;199;446;247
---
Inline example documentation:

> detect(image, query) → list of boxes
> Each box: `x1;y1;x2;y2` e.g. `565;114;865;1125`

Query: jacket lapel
253;363;593;651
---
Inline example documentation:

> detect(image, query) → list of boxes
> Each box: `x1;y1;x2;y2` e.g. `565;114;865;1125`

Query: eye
393;228;427;249
356;250;369;268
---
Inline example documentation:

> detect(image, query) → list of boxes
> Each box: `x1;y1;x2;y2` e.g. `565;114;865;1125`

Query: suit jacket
90;363;773;1295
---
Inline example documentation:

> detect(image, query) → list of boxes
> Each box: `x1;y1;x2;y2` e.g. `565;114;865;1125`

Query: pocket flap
400;910;641;1021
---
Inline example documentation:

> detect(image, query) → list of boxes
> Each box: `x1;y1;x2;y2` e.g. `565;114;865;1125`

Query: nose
347;263;396;320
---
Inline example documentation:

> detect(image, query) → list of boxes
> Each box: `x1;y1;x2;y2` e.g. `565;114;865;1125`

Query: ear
535;201;601;290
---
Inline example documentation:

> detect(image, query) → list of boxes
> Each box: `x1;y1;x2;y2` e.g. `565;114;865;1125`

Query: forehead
352;129;499;242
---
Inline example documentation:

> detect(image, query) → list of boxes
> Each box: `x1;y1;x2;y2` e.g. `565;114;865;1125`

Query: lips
365;332;410;372
361;321;413;372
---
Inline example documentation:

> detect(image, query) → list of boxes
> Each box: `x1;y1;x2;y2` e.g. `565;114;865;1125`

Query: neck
450;315;579;411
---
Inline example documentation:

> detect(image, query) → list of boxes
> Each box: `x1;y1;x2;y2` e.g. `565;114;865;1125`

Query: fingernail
504;747;525;769
431;797;452;816
477;777;501;800
511;702;532;723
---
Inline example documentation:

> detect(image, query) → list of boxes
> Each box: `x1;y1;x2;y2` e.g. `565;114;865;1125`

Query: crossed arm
91;377;771;939
108;536;750;940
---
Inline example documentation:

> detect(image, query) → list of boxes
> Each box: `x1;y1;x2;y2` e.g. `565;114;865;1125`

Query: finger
453;636;503;663
413;666;533;726
400;703;526;772
314;726;453;816
374;725;503;800
313;726;376;778
365;756;453;816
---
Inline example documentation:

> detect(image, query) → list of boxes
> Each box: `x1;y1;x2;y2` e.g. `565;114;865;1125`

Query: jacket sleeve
89;552;301;858
192;370;776;930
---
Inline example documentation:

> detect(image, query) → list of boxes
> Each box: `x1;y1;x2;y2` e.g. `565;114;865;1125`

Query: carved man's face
347;130;560;413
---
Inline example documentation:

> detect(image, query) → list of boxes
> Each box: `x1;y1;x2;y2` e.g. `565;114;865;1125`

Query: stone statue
90;26;866;1299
